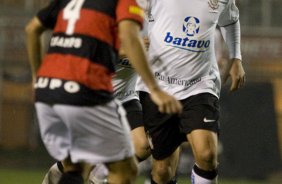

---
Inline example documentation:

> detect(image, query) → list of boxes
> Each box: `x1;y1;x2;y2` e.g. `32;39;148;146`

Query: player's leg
150;147;180;184
139;91;185;184
42;161;92;184
42;162;63;184
180;93;220;184
58;156;92;184
130;126;151;184
131;126;151;161
88;128;148;184
125;99;151;161
105;157;138;184
187;130;218;184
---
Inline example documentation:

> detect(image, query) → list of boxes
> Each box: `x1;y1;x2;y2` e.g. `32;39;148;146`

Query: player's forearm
124;36;159;92
220;20;242;60
26;32;42;78
119;21;160;92
25;17;45;78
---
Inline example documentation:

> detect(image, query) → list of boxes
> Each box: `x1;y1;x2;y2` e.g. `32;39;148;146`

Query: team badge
182;16;200;37
208;0;219;10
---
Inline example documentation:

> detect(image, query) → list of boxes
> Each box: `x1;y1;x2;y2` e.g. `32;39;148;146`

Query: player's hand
149;88;182;114
222;58;246;92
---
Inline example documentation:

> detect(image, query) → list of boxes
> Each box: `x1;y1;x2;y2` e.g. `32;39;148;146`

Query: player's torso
36;0;120;105
136;0;230;99
112;58;139;103
147;0;228;79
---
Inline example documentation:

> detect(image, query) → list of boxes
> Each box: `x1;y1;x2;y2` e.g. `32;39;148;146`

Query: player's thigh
187;129;218;160
180;93;220;134
106;157;138;179
122;99;143;130
180;93;219;163
131;127;148;146
139;92;186;160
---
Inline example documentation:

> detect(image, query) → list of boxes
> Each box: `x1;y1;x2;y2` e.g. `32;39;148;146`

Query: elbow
25;23;33;36
25;17;44;36
25;22;38;36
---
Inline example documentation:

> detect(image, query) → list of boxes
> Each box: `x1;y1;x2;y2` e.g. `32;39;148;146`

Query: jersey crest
183;16;200;37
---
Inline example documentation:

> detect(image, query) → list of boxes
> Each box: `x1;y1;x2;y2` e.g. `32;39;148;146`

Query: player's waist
34;77;114;106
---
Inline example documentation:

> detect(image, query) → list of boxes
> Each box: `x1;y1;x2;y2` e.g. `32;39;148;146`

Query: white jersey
136;0;240;99
113;58;139;103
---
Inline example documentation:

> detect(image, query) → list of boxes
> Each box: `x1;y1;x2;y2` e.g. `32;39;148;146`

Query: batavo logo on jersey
164;16;210;52
35;77;80;94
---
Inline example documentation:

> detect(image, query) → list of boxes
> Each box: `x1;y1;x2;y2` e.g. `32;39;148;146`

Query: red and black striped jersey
35;0;144;106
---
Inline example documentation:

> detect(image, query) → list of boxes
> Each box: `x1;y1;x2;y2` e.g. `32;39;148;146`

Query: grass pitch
0;168;268;184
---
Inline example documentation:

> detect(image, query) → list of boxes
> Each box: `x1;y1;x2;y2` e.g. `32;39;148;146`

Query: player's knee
135;144;151;161
197;149;217;168
152;164;173;183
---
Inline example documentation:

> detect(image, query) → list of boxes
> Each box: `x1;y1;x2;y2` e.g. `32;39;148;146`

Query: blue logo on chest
164;16;210;52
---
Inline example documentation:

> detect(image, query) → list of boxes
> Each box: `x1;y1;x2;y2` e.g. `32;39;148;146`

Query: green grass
0;168;46;184
0;168;268;184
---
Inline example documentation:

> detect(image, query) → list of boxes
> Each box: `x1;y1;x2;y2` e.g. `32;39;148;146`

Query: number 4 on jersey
63;0;85;35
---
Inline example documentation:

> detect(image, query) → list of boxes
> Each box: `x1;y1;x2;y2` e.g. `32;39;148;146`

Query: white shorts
35;100;134;165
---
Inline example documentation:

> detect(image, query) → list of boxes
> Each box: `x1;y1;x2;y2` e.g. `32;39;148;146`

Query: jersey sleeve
219;21;242;60
218;0;239;27
36;0;61;29
116;0;144;26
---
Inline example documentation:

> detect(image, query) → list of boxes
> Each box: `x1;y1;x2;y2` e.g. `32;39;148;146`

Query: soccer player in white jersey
136;0;245;183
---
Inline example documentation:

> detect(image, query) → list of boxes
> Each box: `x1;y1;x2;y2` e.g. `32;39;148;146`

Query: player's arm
25;0;58;81
218;0;245;92
118;20;182;114
219;21;245;92
25;17;46;81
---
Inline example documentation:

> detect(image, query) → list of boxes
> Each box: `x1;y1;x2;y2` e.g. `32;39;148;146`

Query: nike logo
203;117;216;123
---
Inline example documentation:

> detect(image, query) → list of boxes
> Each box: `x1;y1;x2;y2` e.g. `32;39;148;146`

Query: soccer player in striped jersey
136;0;246;183
39;55;151;184
25;0;182;184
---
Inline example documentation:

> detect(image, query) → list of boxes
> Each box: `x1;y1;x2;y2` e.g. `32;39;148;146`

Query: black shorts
139;92;220;160
122;99;143;130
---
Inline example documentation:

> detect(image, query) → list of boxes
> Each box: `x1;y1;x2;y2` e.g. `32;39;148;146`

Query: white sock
191;165;218;184
88;163;108;184
42;162;62;184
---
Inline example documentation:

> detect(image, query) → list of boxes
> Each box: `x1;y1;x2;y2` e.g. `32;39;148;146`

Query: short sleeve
218;0;239;27
116;0;144;26
37;0;61;29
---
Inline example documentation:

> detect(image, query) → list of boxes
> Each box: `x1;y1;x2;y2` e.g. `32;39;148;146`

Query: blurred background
0;0;281;183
